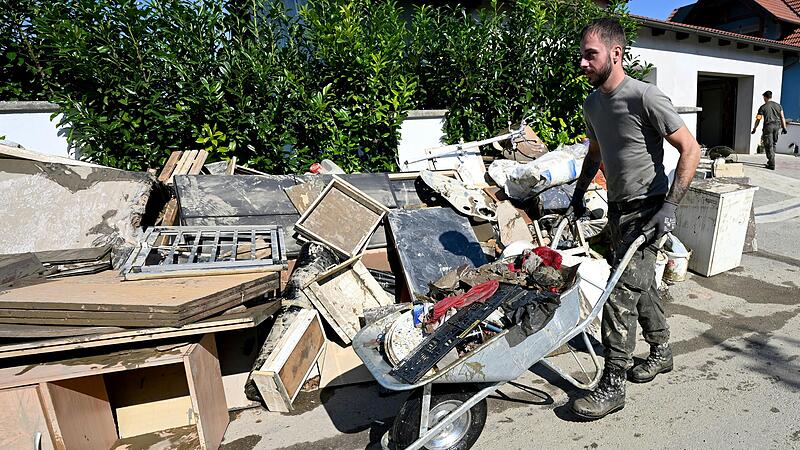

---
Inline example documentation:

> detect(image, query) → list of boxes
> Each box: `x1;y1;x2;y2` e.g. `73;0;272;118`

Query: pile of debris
0;130;615;448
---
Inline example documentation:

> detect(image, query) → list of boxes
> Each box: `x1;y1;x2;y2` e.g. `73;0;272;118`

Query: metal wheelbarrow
352;232;651;450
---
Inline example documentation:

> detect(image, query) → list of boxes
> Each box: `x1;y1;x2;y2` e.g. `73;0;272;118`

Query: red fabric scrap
532;246;562;270
427;280;500;324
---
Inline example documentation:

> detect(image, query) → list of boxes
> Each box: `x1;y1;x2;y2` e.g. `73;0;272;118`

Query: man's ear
613;45;623;65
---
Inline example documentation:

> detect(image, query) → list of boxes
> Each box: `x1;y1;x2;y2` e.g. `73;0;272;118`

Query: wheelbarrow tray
353;282;581;391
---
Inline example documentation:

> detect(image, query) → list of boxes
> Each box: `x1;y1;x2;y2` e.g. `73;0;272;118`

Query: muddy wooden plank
304;260;393;344
0;300;280;359
0;270;277;314
0;281;275;328
387;208;487;298
0;323;125;340
0;253;45;287
0;342;195;390
33;246;112;265
184;334;228;449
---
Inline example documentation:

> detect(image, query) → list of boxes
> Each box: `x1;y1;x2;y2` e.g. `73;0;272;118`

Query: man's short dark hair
763;90;773;98
581;18;627;52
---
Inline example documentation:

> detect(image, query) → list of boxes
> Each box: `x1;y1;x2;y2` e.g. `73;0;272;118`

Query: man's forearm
752;118;761;131
575;156;601;192
666;151;700;205
664;127;701;205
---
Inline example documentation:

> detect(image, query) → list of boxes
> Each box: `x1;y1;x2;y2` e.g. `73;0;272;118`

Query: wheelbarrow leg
419;384;432;437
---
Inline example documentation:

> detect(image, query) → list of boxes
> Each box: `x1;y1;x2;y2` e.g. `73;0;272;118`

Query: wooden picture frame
294;176;389;258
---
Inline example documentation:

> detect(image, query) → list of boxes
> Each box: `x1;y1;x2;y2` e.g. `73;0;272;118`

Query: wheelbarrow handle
577;233;652;332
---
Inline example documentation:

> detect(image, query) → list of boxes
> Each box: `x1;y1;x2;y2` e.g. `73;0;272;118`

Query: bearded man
568;18;701;419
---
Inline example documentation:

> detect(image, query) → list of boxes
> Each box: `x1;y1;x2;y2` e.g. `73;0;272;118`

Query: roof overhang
635;15;800;54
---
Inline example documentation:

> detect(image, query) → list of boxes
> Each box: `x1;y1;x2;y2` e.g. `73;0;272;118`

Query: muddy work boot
571;368;626;420
629;343;673;383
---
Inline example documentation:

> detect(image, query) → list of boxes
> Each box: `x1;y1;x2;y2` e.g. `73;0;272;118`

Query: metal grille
122;226;287;279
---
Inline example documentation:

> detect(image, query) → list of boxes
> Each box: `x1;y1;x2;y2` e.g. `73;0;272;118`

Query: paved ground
220;154;800;450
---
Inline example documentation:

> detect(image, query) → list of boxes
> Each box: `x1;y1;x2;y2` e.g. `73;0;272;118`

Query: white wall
630;30;785;154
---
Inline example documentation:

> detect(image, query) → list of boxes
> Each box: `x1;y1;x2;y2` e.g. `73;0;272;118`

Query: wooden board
0;270;277;314
0;323;124;339
158;151;183;183
0;385;55;450
252;309;326;412
0;300;280;360
0;342;194;390
0;281;268;327
40;376;118;450
184;334;228;450
158;150;208;185
0;253;45;287
387;208;487;298
304;260;393;344
110;425;199;450
284;178;326;214
319;341;374;388
106;364;194;438
295;176;389;257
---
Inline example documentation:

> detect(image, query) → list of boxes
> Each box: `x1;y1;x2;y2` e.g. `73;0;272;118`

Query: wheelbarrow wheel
391;386;487;450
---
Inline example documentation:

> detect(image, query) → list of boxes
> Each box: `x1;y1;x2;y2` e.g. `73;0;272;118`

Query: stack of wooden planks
0;270;280;327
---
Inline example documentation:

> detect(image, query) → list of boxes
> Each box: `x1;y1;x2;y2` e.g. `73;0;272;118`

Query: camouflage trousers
602;197;670;371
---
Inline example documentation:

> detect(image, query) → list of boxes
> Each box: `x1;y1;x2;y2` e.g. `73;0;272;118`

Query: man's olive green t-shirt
583;76;685;203
758;100;783;126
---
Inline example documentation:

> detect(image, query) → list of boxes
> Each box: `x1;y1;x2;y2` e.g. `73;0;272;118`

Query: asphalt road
220;154;800;450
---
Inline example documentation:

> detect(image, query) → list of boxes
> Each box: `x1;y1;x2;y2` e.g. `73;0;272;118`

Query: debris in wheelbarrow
385;249;575;384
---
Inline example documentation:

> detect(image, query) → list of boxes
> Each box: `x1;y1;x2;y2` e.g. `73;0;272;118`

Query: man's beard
589;55;613;87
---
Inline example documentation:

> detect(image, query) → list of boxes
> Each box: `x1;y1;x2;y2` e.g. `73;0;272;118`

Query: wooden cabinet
0;334;228;450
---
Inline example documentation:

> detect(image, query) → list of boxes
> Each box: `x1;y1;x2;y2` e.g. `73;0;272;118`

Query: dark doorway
697;75;738;148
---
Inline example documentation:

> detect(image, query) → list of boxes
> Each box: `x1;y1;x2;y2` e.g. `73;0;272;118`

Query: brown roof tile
783;27;800;44
751;0;800;24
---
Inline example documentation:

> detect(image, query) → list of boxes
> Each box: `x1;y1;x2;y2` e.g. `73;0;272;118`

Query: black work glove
644;201;678;240
751;128;756;135
782;128;788;135
566;187;587;219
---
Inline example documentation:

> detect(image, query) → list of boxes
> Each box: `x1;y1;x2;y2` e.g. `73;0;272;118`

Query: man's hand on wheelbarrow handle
644;200;678;240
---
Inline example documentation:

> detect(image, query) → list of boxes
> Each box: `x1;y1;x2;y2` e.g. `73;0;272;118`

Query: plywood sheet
184;335;228;450
387;208;487;298
0;270;277;313
0;342;193;390
0;386;55;450
41;376;118;450
0;300;280;360
319;341;373;388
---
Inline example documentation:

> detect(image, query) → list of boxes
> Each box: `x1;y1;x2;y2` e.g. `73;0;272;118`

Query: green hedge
0;0;644;173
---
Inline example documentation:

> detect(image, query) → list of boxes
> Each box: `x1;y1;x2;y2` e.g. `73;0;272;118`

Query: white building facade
629;17;796;155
